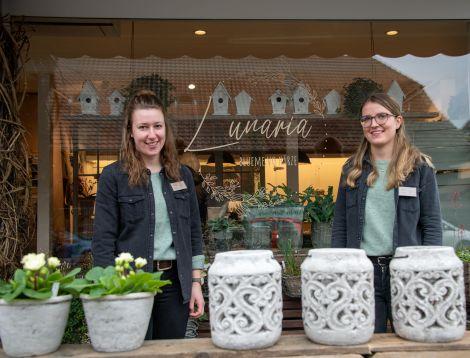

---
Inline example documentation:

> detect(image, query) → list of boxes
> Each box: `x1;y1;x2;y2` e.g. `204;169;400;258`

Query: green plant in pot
456;246;470;318
64;253;170;353
0;253;80;357
304;186;335;248
208;217;231;253
278;238;301;298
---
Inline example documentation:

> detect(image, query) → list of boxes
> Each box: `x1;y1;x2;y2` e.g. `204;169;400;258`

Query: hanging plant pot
81;292;155;352
390;246;466;343
0;295;72;357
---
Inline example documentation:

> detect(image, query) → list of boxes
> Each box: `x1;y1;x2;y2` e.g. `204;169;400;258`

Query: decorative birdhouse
292;83;311;114
107;89;125;116
324;89;342;114
235;90;253;115
269;89;288;115
211;82;231;115
387;80;405;110
77;80;100;115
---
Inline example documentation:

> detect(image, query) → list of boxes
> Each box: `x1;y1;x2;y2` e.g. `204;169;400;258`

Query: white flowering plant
64;252;171;298
0;253;80;302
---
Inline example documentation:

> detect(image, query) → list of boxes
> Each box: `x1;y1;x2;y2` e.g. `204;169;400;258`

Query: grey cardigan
331;156;442;250
92;161;203;303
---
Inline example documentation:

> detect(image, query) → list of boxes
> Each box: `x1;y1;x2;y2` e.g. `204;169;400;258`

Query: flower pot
301;248;374;345
282;274;301;298
81;292;155;352
212;229;233;252
208;250;283;350
390;246;466;343
311;221;332;248
0;295;72;357
244;222;271;249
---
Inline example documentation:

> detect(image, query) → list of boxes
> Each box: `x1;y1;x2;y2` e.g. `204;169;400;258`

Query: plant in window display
278;236;302;298
0;253;81;357
455;246;470;318
207;217;243;254
343;77;383;118
303;186;335;249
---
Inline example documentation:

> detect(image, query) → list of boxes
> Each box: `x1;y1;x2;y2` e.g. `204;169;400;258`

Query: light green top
150;173;204;269
360;160;395;256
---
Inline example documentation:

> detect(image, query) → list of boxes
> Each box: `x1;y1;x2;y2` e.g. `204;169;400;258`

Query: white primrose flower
21;253;46;271
47;257;61;269
135;257;148;269
116;252;134;264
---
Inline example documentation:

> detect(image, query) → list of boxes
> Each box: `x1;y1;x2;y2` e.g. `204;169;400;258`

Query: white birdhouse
292;84;311;114
387;80;405;110
235;90;253;115
77;80;100;115
269;89;289;115
107;89;125;116
324;89;342;114
211;82;231;115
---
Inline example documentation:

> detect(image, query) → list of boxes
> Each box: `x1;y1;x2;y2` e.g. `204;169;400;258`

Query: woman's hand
189;282;205;318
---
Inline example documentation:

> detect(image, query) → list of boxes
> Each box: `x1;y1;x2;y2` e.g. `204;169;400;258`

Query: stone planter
301;248;374;345
0;295;72;357
390;246;466;343
81;292;155;352
311;221;332;248
208;250;283;350
282;274;302;298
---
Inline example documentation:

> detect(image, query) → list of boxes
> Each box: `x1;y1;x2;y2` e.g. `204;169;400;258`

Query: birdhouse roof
387;80;405;98
107;89;125;100
212;82;231;99
324;89;341;100
235;90;253;101
269;89;288;100
78;80;99;99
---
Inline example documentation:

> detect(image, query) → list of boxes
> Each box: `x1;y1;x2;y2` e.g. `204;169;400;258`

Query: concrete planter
208;250;282;350
301;248;374;345
0;295;72;357
81;292;155;352
390;246;466;343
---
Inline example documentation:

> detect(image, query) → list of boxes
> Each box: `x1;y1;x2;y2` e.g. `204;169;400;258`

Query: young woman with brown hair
92;90;204;339
331;92;442;332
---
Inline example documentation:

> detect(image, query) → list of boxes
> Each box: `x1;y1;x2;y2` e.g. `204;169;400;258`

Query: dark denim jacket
92;161;203;303
331;157;442;250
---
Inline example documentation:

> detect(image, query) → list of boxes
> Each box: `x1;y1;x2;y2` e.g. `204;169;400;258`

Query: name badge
399;186;417;197
171;181;187;191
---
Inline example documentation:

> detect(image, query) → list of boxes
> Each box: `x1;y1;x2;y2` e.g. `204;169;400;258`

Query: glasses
360;112;396;128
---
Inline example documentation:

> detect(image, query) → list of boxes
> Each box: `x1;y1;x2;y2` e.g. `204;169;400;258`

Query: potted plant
304;186;335;248
278;238;302;298
242;184;304;249
65;252;170;353
456;246;470;320
0;253;80;357
207;217;232;253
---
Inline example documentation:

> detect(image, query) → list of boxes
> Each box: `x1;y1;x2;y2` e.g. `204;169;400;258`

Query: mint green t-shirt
150;173;204;269
360;160;395;256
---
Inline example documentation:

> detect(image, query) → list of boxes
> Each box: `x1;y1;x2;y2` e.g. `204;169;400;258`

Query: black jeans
146;265;189;340
372;261;394;333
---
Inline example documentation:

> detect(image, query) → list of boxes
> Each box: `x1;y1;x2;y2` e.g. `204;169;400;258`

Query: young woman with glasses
331;92;442;333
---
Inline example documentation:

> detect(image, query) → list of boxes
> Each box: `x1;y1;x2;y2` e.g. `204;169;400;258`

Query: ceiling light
386;30;399;36
188;84;196;90
194;30;206;36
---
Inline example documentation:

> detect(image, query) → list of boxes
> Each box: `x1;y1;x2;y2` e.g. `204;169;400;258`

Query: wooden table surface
3;331;468;358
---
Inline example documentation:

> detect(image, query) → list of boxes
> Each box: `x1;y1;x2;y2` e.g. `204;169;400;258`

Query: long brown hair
120;90;180;186
346;93;432;190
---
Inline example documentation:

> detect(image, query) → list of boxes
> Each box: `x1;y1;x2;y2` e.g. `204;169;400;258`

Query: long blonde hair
120;90;180;187
346;93;432;190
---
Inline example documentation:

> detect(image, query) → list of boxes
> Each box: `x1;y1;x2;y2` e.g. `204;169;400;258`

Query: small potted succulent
0;253;80;357
65;252;170;353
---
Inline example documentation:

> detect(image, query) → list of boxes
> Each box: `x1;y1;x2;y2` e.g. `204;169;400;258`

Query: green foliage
64;254;171;298
62;297;89;344
278;238;301;276
243;183;301;208
207;217;230;232
0;254;80;302
303;186;335;223
123;73;175;110
343;78;383;118
456;247;470;263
